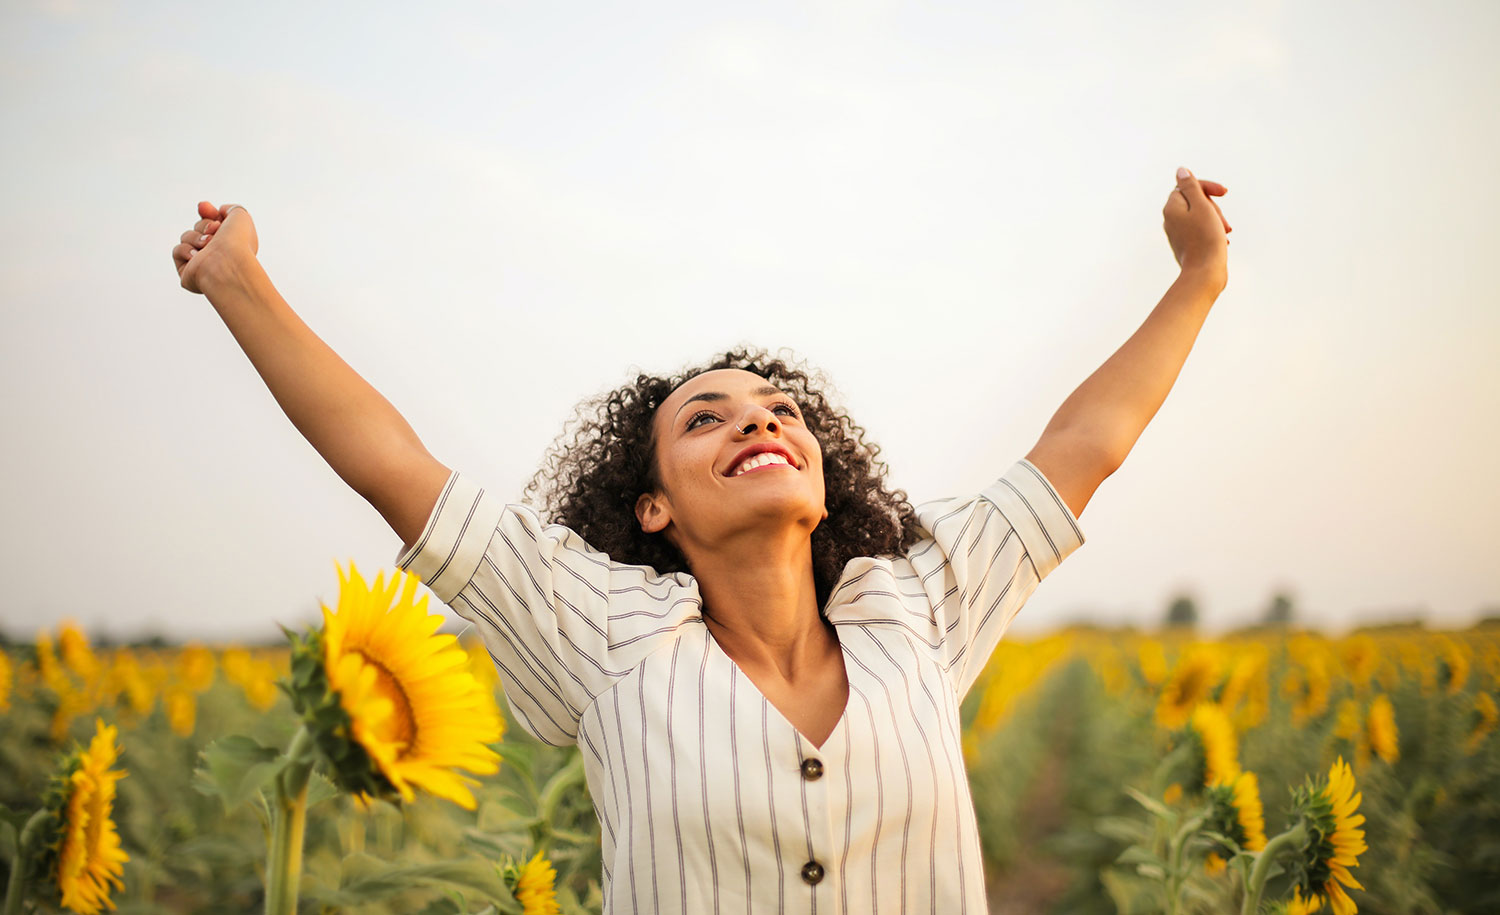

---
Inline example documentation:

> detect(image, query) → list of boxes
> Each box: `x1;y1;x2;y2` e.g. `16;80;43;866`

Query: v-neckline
702;622;851;752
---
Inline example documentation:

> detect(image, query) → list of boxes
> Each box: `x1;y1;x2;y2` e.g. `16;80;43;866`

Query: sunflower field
2;570;1498;914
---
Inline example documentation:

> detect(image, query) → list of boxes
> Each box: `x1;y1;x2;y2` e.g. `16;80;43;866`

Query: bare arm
172;202;448;550
1024;168;1232;519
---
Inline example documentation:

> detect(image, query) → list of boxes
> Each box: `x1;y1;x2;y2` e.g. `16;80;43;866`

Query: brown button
800;757;824;781
800;860;825;885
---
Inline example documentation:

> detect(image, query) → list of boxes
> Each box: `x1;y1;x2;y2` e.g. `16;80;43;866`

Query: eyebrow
672;385;785;422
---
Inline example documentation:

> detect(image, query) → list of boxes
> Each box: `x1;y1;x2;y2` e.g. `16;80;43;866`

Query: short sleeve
396;471;703;746
908;458;1085;698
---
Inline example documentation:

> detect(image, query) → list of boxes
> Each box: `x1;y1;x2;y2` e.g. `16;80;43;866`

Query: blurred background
2;0;1497;641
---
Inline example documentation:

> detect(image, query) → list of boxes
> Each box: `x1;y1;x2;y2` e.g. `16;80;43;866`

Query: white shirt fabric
397;457;1085;914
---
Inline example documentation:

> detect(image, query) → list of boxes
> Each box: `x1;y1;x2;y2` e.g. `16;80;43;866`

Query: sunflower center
356;650;417;754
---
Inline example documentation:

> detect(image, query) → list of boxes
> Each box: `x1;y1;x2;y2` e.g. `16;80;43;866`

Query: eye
772;401;801;418
685;410;721;430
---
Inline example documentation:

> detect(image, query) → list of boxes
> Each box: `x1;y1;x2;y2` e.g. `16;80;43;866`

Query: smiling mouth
729;452;796;476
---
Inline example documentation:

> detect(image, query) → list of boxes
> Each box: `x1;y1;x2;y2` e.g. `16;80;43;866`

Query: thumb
1175;166;1206;207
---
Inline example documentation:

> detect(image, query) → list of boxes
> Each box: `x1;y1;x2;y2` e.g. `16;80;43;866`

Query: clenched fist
172;201;259;295
1163;167;1231;285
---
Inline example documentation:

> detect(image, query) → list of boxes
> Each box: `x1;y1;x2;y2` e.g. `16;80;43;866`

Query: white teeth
733;452;791;476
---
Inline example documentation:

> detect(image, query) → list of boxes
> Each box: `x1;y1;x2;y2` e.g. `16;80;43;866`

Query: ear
635;491;671;534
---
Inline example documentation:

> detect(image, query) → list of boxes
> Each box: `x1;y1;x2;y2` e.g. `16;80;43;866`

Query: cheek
658;436;714;488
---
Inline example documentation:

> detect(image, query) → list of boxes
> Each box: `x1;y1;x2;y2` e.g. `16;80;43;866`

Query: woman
170;167;1232;912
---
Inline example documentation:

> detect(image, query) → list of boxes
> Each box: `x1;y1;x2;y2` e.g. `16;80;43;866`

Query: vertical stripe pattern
396;458;1084;913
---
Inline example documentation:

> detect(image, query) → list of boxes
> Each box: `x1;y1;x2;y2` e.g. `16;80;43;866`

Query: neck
681;528;829;679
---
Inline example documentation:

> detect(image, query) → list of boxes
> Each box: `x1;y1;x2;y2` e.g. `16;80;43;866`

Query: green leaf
1115;846;1167;870
299;853;512;907
411;894;465;915
462;830;531;862
304;770;339;809
193;735;288;812
1197;829;1242;857
1096;815;1153;845
1125;786;1176;822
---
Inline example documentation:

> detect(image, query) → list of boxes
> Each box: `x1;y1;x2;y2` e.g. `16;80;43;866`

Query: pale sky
2;0;1497;642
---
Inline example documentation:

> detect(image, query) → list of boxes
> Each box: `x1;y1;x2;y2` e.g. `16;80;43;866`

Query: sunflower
1217;646;1268;729
241;659;281;711
1231;771;1268;851
1332;699;1359;743
1285;887;1320;914
505;850;561;915
0;649;12;713
58;623;101;683
1467;691;1497;753
44;719;130;914
1433;637;1469;695
1157;648;1221;730
223;648;282;711
1338;635;1378;688
1138;639;1169;687
1204;770;1266;869
174;643;217;693
164;687;196;737
1365;694;1398;765
1288;757;1366;915
1284;655;1332;725
288;562;503;808
1190;702;1240;788
104;651;154;717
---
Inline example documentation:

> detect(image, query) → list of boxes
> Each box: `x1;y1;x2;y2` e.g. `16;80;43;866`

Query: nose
734;404;780;436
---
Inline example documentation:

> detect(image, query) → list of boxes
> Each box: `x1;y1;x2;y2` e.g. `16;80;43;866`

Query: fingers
179;227;217;248
1175;166;1209;204
1171;168;1232;234
197;200;219;219
1207;197;1232;233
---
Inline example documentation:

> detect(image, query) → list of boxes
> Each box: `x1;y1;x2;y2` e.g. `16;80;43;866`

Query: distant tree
1264;591;1295;626
1165;593;1199;629
1474;606;1500;629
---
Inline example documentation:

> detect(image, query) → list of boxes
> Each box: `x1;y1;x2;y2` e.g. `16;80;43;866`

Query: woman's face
637;368;827;551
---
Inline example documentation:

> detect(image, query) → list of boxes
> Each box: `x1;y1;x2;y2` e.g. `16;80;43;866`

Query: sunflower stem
3;810;47;915
266;726;314;915
1166;809;1208;915
538;753;586;824
1241;820;1307;915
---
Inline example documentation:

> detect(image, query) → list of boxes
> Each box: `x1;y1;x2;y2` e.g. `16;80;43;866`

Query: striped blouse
397;457;1085;914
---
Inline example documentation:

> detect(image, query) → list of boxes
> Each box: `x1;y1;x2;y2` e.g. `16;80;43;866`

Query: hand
173;201;259;295
1163;167;1231;284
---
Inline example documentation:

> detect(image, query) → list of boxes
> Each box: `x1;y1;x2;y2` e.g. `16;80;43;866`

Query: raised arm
171;202;449;550
1024;167;1232;519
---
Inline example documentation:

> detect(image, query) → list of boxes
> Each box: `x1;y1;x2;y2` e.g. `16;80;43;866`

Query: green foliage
6;625;1500;914
193;735;287;813
300;854;513;910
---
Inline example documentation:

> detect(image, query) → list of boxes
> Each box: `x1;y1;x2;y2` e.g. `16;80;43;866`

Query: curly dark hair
523;347;923;611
